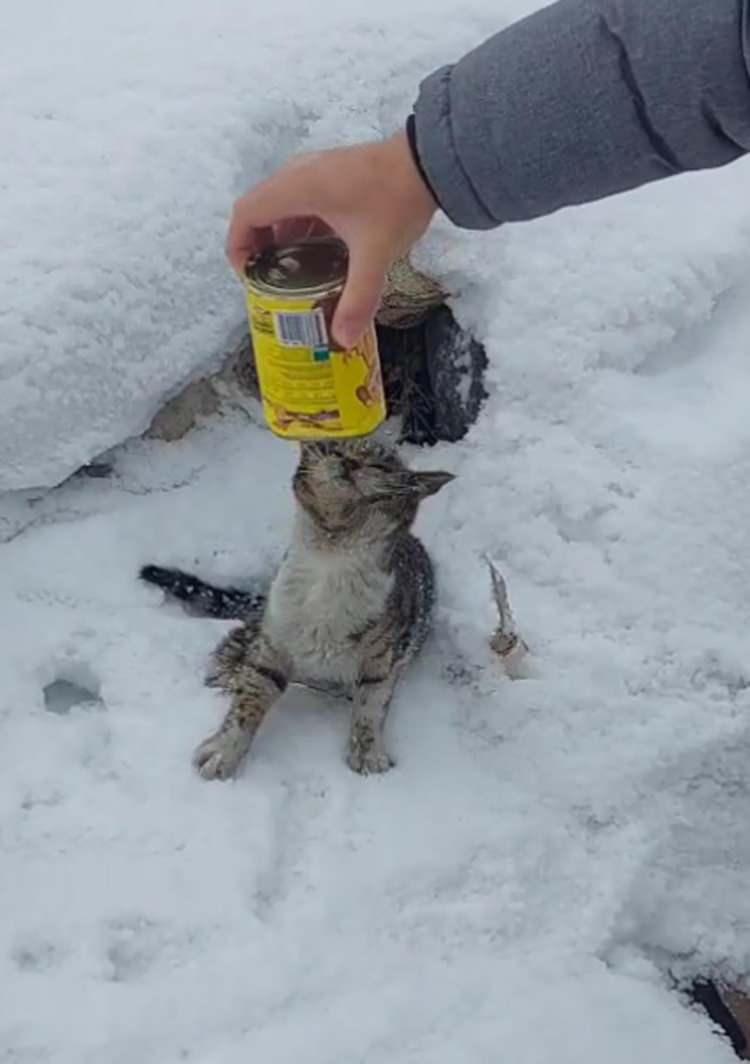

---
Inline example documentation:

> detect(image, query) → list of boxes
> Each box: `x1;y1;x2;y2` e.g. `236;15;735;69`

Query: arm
227;0;750;345
413;0;750;227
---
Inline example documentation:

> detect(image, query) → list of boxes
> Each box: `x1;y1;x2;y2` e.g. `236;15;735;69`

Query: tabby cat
140;439;453;778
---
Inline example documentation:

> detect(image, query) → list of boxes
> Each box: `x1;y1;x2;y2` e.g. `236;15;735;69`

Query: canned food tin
244;237;386;440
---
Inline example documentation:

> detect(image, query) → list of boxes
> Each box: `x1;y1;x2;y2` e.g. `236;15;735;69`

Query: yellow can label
246;289;386;440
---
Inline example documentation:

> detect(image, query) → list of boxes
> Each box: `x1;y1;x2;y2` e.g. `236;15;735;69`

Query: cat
140;438;454;779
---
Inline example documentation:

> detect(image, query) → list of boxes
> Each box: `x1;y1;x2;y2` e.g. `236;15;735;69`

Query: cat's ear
411;471;455;498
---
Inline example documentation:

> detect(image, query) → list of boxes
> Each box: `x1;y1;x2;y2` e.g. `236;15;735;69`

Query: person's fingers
274;216;333;245
227;216;335;276
225;134;437;329
332;238;390;348
226;169;318;274
225;221;274;276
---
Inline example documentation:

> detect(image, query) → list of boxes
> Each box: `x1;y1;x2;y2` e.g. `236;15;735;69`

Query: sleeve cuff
412;65;498;230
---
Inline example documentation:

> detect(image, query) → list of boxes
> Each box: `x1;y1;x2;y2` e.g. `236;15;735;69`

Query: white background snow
3;0;750;1061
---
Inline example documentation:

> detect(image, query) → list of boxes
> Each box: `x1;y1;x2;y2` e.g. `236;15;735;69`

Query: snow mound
1;0;501;491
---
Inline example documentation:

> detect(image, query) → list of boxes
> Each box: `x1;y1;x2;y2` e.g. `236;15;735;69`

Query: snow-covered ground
4;1;750;1061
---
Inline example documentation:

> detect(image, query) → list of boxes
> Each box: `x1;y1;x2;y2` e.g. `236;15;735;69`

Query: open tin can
244;237;386;439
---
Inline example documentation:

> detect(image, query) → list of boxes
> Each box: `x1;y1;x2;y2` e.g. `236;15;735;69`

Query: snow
4;0;750;1060
0;0;500;492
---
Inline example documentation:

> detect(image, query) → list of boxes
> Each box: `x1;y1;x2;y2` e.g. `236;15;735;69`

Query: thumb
332;240;390;349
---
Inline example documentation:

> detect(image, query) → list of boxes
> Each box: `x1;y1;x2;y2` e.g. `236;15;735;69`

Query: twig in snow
485;556;529;674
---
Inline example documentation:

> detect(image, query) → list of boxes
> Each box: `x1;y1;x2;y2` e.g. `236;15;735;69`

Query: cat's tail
140;564;266;620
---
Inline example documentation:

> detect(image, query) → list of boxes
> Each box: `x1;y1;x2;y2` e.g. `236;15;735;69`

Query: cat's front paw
346;741;394;776
192;728;251;780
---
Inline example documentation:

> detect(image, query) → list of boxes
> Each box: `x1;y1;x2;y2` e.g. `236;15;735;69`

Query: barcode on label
274;310;328;348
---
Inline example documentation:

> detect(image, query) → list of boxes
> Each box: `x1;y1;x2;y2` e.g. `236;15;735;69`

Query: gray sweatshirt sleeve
412;0;750;228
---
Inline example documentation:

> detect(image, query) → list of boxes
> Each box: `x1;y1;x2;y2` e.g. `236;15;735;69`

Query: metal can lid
246;236;348;297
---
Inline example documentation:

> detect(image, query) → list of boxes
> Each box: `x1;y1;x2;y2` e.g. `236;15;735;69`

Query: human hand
226;131;437;348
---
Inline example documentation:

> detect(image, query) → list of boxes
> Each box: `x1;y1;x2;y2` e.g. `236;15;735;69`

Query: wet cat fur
140;438;454;778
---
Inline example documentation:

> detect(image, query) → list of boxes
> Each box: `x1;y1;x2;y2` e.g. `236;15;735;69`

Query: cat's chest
265;549;393;682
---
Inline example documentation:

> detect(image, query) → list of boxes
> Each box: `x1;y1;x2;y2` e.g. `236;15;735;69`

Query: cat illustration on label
342;333;384;409
266;401;340;435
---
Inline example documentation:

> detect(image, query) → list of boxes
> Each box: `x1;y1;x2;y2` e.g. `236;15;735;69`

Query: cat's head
293;439;454;540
